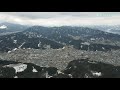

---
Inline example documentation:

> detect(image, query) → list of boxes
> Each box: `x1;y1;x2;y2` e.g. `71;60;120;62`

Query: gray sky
0;12;120;26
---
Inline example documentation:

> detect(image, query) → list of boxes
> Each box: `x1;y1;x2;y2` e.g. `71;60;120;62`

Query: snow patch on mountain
18;42;25;48
38;42;41;47
13;48;17;51
57;70;64;74
13;40;17;44
0;25;7;29
91;71;102;77
81;42;90;45
32;66;38;72
8;51;12;53
4;63;27;73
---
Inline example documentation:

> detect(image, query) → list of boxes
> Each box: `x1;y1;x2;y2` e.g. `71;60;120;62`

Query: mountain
0;26;120;52
0;59;58;78
62;59;120;78
0;22;29;35
22;26;120;51
1;25;120;78
1;59;120;78
0;32;64;52
89;25;120;35
24;26;120;43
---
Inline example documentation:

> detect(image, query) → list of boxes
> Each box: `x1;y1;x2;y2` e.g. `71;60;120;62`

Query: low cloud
0;12;120;26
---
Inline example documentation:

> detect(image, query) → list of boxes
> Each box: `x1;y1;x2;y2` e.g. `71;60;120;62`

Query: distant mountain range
89;25;120;35
0;25;120;52
0;22;29;35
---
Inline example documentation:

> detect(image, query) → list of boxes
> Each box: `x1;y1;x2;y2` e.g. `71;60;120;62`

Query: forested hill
0;26;120;52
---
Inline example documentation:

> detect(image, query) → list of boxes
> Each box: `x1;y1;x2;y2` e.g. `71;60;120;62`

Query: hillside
1;58;120;78
0;22;29;35
0;26;120;52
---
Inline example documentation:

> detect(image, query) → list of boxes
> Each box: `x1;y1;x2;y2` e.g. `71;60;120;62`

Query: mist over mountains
0;22;29;35
89;25;120;35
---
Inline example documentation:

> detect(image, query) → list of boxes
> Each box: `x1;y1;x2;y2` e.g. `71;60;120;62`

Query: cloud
0;25;7;29
0;12;63;19
0;12;120;26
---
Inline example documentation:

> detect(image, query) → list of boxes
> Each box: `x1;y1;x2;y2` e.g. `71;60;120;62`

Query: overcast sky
0;12;120;26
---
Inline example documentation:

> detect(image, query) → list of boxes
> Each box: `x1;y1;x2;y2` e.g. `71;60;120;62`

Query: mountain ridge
0;25;120;52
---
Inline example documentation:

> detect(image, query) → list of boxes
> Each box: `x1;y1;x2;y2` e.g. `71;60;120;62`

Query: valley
0;47;120;70
0;22;120;78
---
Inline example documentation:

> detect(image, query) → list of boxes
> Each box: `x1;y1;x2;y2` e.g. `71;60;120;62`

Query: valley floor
0;47;120;70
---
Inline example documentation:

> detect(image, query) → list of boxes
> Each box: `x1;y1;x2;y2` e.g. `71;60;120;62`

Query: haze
0;12;120;26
